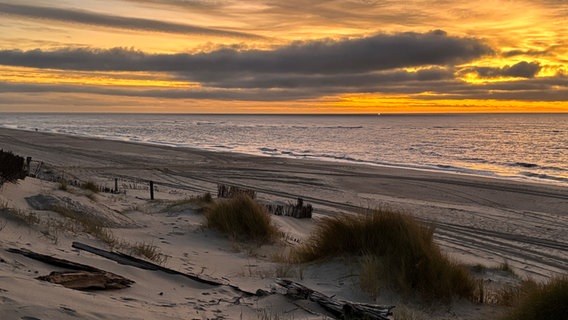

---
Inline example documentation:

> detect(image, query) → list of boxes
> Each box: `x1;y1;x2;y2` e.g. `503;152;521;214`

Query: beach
1;127;567;319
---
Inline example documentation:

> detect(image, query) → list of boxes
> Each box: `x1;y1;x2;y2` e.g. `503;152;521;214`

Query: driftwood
274;279;394;320
38;271;134;290
6;248;134;290
267;198;313;219
217;184;256;199
72;242;218;285
71;242;256;296
7;248;102;272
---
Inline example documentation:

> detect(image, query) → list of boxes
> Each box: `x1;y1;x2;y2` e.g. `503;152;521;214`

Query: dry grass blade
0;201;41;226
129;242;168;265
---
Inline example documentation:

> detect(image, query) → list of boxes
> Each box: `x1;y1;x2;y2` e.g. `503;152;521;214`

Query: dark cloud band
0;30;492;75
1;74;566;102
0;2;261;39
462;61;542;78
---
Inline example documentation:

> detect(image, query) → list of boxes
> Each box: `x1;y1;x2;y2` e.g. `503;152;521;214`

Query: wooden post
114;178;118;193
149;181;154;200
25;157;32;175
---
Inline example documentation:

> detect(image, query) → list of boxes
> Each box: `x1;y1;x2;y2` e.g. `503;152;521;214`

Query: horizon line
1;111;568;116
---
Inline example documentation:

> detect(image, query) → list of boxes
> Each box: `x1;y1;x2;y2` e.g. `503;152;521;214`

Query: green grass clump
205;195;279;243
500;277;568;320
293;208;475;301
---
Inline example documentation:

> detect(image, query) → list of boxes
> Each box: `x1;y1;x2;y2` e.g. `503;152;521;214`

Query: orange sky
0;0;566;113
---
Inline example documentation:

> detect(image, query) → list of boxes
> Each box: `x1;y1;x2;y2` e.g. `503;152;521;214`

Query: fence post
149;181;154;200
25;157;32;175
114;178;118;193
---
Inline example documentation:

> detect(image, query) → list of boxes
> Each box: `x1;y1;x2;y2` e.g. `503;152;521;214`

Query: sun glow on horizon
326;95;568;114
1;66;198;88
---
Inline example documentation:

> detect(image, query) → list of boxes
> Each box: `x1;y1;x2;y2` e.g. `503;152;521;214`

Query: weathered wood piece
25;156;32;175
267;198;313;219
274;279;394;320
6;248;134;290
7;248;100;272
217;184;256;199
38;271;134;290
71;242;256;296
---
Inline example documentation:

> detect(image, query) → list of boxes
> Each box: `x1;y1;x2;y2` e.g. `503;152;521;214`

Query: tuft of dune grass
129;241;168;265
205;195;279;243
500;276;568;320
58;181;68;191
163;192;213;212
292;208;475;301
82;181;99;193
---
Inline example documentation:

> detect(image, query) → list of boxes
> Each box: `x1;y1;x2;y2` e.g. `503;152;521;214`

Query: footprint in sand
59;306;78;316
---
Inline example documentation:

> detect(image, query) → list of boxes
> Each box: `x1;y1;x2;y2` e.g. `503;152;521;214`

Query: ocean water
1;113;567;186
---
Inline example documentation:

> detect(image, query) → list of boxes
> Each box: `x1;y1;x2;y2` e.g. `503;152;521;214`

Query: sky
0;0;567;113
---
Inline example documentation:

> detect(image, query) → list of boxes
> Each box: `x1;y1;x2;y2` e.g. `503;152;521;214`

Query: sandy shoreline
2;127;567;206
1;126;568;319
2;127;568;274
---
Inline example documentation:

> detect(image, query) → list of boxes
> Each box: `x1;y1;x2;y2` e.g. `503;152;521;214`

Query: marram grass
205;195;279;243
292;208;475;301
500;276;568;320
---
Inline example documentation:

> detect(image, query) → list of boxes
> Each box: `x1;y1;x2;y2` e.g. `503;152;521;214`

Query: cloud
2;73;566;103
0;30;492;76
502;49;548;58
462;61;542;78
413;75;568;101
199;68;454;89
0;2;260;39
502;45;564;59
124;0;226;11
0;81;323;101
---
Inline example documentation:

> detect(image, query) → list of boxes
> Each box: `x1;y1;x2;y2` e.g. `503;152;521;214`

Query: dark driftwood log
38;271;134;290
274;279;394;320
72;242;167;272
7;248;101;272
71;242;256;296
6;248;134;290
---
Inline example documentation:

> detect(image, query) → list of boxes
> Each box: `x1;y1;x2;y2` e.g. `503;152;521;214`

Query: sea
1;113;567;186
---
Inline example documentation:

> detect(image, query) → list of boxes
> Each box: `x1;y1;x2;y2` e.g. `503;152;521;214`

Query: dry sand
1;127;567;319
